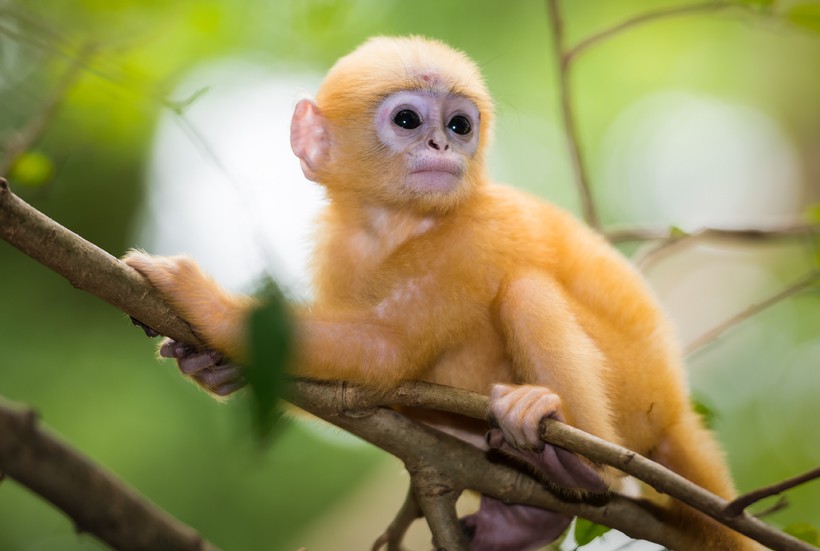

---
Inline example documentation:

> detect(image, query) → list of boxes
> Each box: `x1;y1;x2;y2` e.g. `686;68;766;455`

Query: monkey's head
291;36;494;214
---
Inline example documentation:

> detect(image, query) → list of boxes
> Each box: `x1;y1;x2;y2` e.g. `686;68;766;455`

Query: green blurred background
1;1;818;549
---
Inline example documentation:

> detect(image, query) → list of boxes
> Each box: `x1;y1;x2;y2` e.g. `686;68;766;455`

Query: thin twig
0;42;95;176
726;467;820;517
685;270;820;355
539;418;816;551
564;2;732;63
606;223;820;245
371;484;422;551
546;0;600;231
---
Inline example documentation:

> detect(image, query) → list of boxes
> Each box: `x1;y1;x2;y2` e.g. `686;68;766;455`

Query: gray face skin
375;90;481;194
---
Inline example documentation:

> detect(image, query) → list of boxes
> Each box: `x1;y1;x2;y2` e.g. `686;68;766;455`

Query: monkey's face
375;90;480;196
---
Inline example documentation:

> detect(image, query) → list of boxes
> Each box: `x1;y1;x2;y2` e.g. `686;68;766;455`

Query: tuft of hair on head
316;35;494;137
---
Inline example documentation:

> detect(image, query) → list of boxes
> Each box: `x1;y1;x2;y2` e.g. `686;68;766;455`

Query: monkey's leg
460;494;571;551
492;275;620;478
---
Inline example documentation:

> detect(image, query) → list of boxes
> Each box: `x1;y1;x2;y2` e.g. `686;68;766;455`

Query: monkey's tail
651;413;763;551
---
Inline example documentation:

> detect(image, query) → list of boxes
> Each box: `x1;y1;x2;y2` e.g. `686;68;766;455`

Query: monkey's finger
212;379;246;397
159;339;197;359
177;350;223;375
194;364;243;388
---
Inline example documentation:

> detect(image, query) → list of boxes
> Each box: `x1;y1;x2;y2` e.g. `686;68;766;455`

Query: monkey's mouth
408;159;463;193
410;158;462;176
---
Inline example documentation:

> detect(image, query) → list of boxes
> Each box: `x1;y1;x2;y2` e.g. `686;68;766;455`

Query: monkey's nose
428;139;449;151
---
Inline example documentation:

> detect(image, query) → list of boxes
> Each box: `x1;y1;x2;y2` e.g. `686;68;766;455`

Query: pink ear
290;99;330;182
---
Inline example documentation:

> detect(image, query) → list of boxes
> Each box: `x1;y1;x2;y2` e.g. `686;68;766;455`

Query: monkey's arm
493;274;618;445
123;251;441;390
123;251;257;362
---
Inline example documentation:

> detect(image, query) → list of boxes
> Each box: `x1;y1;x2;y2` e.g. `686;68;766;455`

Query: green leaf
245;280;293;444
787;4;820;33
738;0;775;10
9;150;54;187
784;522;820;545
806;203;820;224
691;397;717;429
574;518;611;546
668;225;689;239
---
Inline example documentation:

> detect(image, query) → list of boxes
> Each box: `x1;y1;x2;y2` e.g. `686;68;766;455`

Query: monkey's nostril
428;139;440;150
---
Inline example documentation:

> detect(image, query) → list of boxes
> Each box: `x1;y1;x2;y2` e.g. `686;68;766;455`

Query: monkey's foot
488;383;562;449
461;495;571;551
487;384;606;493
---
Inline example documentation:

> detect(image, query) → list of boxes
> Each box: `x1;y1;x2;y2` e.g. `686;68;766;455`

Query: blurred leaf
691;397;717;429
784;522;820;545
737;0;775;11
668;226;689;239
787;4;820;33
806;203;820;224
8;150;54;187
245;280;293;444
574;518;611;546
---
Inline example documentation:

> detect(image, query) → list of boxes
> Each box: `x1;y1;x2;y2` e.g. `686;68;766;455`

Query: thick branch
0;178;202;347
336;379;816;551
2;183;814;550
288;380;692;550
0;397;220;551
410;468;466;551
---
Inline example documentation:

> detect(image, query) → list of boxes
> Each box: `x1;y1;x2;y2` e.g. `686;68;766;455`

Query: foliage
245;281;292;443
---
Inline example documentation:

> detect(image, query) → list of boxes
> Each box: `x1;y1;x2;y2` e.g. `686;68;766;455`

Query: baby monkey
125;36;758;550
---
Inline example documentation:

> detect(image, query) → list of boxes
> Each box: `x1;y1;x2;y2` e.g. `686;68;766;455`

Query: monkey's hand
123;250;254;396
159;339;246;396
488;383;607;493
123;250;255;364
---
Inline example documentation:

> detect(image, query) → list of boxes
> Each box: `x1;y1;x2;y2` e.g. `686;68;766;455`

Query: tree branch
546;0;600;231
0;42;95;176
621;223;820;270
371;484;422;551
1;182;815;550
726;467;820;518
563;2;732;64
685;270;820;355
0;397;221;551
0;178;202;347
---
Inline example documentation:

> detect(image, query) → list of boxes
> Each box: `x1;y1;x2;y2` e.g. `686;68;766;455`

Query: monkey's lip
409;159;462;176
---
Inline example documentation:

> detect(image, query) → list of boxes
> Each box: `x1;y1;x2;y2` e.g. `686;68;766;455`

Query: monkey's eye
447;115;472;135
393;109;422;130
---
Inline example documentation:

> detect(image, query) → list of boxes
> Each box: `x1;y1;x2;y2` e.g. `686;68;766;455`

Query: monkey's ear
290;99;330;182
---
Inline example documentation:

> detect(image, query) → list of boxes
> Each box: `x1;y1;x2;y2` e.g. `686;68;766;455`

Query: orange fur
124;37;759;550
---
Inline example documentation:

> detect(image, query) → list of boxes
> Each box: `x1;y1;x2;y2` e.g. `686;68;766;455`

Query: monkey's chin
407;171;462;194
